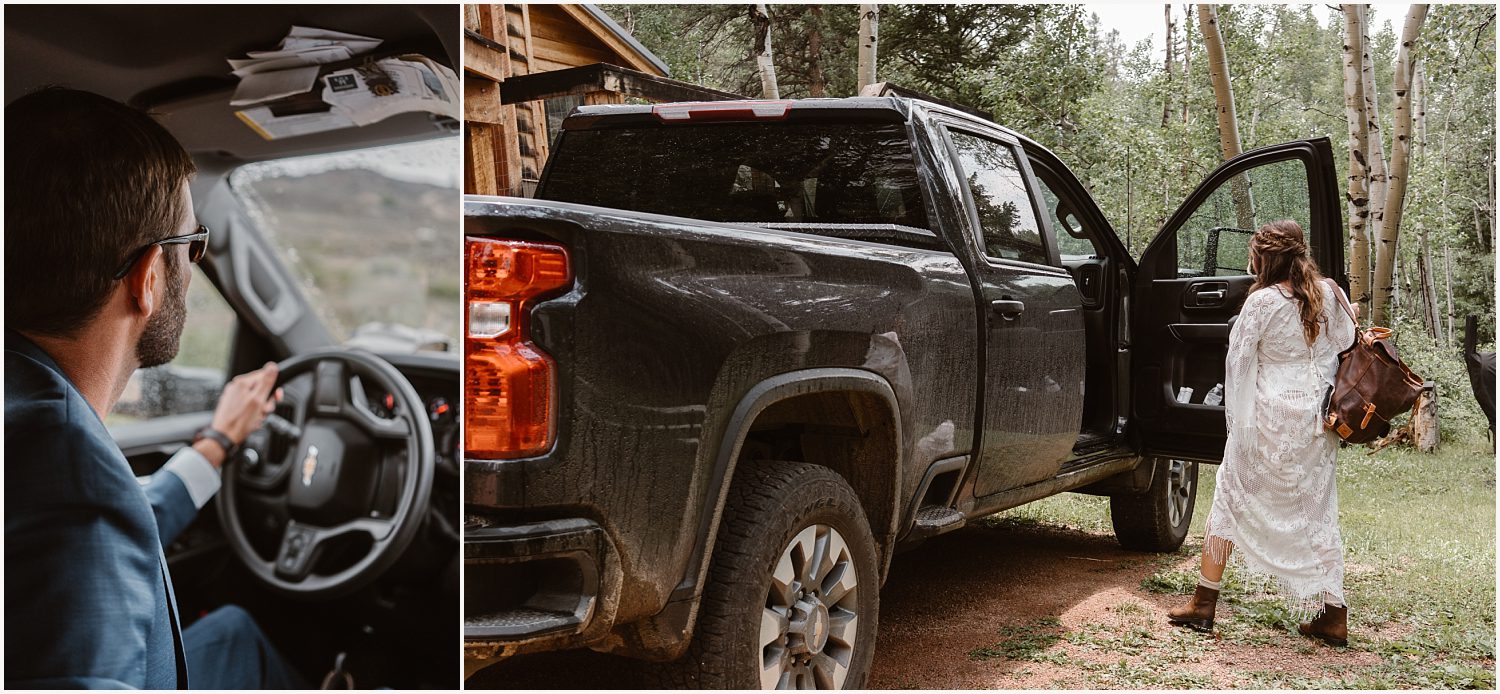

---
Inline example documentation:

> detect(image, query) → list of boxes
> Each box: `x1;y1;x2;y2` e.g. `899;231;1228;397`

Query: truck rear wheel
1109;458;1197;552
665;460;879;690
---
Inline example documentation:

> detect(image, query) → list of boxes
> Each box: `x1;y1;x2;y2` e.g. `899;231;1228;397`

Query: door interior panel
1134;274;1253;457
1131;138;1343;462
1062;258;1106;309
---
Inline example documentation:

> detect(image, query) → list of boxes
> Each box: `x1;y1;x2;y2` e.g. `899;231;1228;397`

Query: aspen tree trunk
1163;4;1175;128
750;3;780;99
857;4;879;91
1413;64;1426;159
1179;4;1192;196
1412;61;1438;339
1343;4;1373;318
1419;230;1440;339
1361;5;1389;270
1181;3;1192;125
1372;4;1429;326
808;6;826;97
1443;240;1454;346
1440;104;1453;345
1197;4;1254;229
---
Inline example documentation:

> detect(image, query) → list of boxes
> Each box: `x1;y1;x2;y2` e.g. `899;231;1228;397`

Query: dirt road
470;518;1391;689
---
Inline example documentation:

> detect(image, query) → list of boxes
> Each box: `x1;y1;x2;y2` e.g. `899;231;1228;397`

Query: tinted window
949;132;1048;265
541;123;928;230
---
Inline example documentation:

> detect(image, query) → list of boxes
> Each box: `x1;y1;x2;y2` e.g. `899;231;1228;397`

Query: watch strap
193;426;236;456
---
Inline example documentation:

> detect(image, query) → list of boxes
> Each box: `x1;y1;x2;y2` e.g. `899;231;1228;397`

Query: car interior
7;6;460;688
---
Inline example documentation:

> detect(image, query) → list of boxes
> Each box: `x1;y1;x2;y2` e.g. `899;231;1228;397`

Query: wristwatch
193;426;237;457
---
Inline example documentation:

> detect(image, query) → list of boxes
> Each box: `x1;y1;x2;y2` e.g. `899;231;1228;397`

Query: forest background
604;2;1497;439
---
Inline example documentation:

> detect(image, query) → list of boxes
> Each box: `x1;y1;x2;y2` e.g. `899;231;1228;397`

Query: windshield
230;139;460;349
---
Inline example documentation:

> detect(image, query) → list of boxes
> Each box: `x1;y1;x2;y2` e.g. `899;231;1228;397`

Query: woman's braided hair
1249;219;1326;345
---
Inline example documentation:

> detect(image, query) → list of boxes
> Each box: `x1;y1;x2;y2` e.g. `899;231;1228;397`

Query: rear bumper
463;518;613;658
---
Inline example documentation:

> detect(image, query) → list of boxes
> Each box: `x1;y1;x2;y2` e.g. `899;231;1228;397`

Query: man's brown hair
5;87;197;336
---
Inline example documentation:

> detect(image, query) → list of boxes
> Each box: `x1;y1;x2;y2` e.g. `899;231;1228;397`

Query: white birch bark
1361;5;1390;259
1342;4;1373;317
1372;4;1429;326
857;4;879;90
751;3;780;99
1197;4;1253;229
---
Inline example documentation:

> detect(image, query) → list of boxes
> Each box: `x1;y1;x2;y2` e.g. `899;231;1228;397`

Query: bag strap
1323;277;1356;324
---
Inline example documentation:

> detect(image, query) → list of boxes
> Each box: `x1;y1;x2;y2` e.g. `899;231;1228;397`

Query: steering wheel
218;349;434;599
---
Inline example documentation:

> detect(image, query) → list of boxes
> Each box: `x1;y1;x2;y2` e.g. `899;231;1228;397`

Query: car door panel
940;124;1085;497
1132;138;1343;462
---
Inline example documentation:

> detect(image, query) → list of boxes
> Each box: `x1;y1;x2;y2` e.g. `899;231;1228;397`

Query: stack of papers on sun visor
320;56;460;126
228;26;381;107
234;55;459;141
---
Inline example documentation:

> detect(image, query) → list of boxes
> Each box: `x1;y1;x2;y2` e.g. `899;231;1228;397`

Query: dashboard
360;352;461;479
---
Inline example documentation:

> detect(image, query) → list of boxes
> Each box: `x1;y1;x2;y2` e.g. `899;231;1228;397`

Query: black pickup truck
462;97;1343;688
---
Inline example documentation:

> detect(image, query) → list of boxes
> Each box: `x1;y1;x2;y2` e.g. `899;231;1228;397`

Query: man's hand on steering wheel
194;362;283;468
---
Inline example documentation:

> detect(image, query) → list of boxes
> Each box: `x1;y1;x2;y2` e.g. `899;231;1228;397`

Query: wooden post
1411;382;1440;452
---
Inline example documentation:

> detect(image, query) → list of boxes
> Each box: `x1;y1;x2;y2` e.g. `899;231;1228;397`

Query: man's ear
124;245;165;318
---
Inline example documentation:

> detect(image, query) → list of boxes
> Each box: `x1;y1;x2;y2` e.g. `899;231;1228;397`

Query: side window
108;267;234;425
1033;168;1100;261
949;131;1048;265
1174;158;1313;277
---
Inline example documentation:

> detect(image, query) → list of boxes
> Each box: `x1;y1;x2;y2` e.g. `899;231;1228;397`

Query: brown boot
1298;603;1349;647
1166;584;1218;633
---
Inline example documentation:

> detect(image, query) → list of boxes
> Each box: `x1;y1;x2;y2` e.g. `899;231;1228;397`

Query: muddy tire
1109;457;1197;552
662;460;880;689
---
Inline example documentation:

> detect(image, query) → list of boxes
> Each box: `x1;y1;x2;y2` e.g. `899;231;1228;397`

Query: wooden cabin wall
464;4;550;196
464;3;650;196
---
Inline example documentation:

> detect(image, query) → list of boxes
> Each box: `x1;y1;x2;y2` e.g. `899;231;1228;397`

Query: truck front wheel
1109;457;1198;552
667;460;880;690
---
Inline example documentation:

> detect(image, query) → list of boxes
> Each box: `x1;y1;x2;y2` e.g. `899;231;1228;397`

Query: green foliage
609;2;1495;364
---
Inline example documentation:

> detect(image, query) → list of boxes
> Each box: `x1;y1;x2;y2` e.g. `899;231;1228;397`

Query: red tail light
464;237;570;459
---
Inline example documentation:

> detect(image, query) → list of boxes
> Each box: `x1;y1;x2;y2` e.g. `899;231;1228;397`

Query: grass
968;617;1066;661
990;432;1496;689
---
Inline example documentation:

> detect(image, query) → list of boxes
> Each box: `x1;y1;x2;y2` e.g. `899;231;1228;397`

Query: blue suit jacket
5;332;195;689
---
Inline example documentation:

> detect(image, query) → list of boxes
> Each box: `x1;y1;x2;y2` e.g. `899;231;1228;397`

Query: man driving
5;87;302;688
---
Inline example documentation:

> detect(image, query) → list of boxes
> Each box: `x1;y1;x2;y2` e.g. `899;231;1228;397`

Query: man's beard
136;255;188;368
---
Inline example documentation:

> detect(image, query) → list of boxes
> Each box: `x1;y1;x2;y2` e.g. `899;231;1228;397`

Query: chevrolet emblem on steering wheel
301;445;319;487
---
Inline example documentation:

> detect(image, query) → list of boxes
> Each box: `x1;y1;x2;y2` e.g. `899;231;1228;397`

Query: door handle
1193;288;1227;305
991;299;1025;320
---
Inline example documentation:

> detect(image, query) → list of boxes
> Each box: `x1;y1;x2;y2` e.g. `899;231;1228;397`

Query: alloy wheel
758;523;860;689
1167;459;1196;527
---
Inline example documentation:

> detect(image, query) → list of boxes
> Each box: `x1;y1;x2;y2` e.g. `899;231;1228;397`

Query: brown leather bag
1322;279;1426;443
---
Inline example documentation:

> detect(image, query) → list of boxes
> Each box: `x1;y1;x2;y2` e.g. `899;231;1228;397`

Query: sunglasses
112;225;210;280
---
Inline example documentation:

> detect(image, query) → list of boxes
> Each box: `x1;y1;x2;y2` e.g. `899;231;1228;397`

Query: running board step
908;505;966;541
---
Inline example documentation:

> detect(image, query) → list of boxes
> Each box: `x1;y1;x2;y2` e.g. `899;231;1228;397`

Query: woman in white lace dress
1166;220;1356;646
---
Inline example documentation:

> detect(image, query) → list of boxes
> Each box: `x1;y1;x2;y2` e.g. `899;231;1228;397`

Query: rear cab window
537;120;937;250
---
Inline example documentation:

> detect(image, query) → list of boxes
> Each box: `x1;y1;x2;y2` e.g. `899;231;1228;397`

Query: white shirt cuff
162;446;222;509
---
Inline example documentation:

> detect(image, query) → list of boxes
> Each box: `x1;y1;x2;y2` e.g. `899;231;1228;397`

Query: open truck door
1131;138;1344;463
